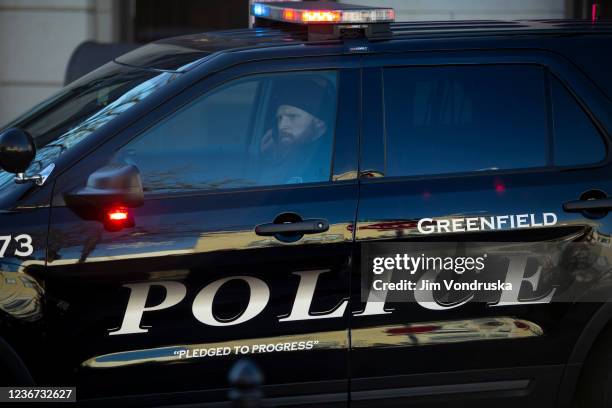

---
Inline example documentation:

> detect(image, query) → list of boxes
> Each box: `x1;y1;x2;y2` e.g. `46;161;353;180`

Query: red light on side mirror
108;207;129;221
104;207;134;231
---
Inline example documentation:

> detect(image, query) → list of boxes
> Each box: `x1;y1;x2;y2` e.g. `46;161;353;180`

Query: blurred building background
0;0;609;125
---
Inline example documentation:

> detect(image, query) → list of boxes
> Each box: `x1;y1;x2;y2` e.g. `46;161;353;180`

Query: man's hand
260;129;275;155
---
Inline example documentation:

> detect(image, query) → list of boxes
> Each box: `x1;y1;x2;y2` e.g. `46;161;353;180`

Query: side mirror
0;128;36;175
64;164;144;209
64;164;144;231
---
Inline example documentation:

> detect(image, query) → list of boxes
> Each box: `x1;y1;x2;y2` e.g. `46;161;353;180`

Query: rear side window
383;65;548;177
551;76;606;166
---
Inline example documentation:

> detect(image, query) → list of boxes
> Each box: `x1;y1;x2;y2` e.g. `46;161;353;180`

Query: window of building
132;0;249;43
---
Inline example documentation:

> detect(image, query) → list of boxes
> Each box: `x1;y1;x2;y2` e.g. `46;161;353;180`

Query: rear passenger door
351;51;612;407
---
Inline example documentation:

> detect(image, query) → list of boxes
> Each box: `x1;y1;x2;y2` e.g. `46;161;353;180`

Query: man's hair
271;75;336;122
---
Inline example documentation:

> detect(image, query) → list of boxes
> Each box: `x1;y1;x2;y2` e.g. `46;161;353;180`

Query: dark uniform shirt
259;133;332;185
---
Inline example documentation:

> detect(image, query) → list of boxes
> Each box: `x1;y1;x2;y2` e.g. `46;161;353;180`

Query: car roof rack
251;1;395;41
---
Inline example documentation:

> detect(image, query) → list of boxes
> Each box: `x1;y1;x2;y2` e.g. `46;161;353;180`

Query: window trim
547;69;610;167
544;68;555;167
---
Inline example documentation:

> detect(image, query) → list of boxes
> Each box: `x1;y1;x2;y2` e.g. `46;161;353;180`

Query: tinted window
383;65;548;177
551;76;606;166
117;71;337;193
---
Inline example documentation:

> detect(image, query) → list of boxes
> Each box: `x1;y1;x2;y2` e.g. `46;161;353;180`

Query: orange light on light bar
283;9;297;21
302;10;341;23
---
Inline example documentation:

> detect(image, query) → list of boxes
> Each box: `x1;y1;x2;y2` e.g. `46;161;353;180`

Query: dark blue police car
0;2;612;407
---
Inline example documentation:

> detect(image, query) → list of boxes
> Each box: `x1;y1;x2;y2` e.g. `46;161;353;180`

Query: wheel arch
556;302;612;407
0;335;35;386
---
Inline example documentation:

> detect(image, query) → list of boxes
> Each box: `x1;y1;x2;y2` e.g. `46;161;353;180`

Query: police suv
0;2;611;407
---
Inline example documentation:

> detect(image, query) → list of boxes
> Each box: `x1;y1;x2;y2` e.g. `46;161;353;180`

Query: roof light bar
251;2;395;25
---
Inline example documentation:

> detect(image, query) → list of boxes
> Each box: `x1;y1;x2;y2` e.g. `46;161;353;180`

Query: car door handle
563;198;612;212
255;219;329;236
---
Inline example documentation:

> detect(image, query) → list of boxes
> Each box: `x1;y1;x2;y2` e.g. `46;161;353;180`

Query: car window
382;65;548;177
551;76;606;166
116;71;338;194
0;62;197;192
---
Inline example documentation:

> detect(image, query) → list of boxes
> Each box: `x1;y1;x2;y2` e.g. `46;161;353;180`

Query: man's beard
277;123;319;158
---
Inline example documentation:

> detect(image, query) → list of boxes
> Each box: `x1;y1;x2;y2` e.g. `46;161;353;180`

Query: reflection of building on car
352;317;544;348
0;271;43;321
0;1;612;407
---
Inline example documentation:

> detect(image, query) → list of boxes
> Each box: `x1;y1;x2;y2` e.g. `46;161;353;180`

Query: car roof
391;19;612;39
115;19;612;72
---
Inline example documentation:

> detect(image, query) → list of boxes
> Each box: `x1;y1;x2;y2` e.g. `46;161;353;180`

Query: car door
45;56;360;405
350;50;612;407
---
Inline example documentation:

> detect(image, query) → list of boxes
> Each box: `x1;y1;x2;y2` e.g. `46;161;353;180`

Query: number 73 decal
0;234;34;257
